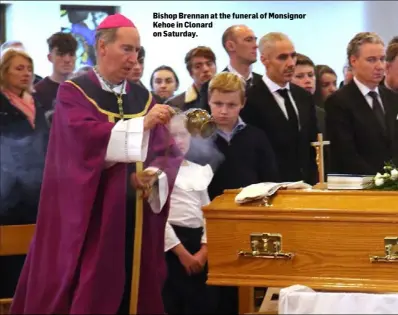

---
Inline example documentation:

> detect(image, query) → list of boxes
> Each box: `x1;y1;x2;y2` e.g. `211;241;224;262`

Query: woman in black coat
0;48;50;298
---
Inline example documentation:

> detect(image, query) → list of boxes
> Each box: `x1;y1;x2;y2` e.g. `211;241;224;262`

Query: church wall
4;1;388;92
363;1;398;46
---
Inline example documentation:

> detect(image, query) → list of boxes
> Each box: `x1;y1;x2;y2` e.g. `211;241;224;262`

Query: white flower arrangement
367;162;398;191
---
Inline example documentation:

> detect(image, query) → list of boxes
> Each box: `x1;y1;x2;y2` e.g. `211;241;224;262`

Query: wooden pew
0;224;35;256
0;224;36;314
0;299;12;315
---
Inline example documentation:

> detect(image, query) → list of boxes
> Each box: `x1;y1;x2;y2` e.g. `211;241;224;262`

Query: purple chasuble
10;70;183;314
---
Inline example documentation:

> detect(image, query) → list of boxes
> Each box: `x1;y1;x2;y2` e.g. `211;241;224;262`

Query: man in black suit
240;32;319;184
378;38;398;89
388;36;398;46
167;46;216;110
199;24;262;110
129;46;146;88
240;32;319;185
325;32;398;175
383;43;398;93
339;63;353;88
379;37;398;89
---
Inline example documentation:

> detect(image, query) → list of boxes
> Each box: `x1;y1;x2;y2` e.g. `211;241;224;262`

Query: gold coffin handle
370;255;398;263
238;250;294;260
238;233;294;260
370;236;398;263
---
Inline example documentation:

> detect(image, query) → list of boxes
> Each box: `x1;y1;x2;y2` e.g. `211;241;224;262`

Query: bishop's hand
130;170;159;198
143;104;175;131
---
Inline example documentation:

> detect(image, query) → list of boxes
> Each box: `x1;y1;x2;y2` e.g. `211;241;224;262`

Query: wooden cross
311;133;330;189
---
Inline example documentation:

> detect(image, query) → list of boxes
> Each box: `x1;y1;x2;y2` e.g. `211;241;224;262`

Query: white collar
353;76;379;97
262;73;290;93
93;70;127;95
227;64;253;81
174;161;214;191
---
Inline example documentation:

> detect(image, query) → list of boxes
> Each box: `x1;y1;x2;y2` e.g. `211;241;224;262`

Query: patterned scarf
2;88;36;128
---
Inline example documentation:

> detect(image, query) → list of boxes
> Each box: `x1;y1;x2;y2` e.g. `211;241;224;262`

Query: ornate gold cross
311;133;330;189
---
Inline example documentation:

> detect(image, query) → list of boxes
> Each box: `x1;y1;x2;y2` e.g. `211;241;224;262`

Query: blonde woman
0;48;50;224
0;48;50;300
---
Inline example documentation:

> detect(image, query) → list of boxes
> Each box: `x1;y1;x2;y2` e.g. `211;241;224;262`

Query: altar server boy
162;113;213;314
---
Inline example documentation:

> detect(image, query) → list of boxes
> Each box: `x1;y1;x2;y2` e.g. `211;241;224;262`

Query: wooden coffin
202;189;398;293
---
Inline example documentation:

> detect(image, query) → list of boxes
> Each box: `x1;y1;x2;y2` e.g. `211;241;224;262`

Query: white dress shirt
227;64;253;81
165;161;213;252
93;71;168;214
353;76;385;112
262;74;301;129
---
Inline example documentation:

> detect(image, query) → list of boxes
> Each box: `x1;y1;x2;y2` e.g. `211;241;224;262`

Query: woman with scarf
0;48;50;299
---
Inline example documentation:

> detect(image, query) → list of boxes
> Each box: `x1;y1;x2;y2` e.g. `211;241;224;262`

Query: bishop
10;13;183;315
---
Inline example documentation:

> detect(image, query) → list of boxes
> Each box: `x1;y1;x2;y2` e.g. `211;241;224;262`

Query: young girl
150;65;179;103
162;113;213;314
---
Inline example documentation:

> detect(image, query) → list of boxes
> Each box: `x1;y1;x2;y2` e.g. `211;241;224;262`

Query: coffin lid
203;189;398;222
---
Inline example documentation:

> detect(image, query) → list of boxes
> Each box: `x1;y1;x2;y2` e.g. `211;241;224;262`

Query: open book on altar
235;181;312;204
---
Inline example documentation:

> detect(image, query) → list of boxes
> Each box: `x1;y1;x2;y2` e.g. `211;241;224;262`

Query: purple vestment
10;70;183;314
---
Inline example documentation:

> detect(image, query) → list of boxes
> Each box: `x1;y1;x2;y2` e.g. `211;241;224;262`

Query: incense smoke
186;135;225;172
168;109;225;172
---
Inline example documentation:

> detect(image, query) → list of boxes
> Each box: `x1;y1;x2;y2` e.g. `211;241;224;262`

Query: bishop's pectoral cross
311;133;330;190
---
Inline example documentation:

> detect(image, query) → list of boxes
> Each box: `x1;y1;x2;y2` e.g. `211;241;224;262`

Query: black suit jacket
166;90;202;111
198;67;262;112
325;80;398;175
315;105;325;136
33;74;43;85
240;80;319;185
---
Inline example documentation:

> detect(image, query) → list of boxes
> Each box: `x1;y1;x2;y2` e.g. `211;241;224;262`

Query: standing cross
311;133;330;189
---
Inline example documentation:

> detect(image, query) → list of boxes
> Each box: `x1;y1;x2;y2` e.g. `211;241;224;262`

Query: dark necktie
246;78;253;88
277;88;299;131
245;78;253;96
368;91;386;132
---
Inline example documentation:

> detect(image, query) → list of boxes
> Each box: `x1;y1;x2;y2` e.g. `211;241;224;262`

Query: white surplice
94;71;168;213
165;161;213;251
